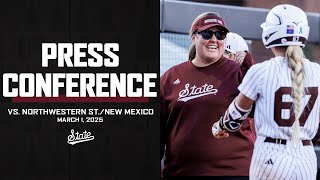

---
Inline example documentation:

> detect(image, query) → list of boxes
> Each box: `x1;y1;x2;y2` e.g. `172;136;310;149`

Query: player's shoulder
247;58;273;73
221;56;242;73
162;60;188;74
303;58;320;70
303;58;320;82
223;56;241;67
160;60;189;83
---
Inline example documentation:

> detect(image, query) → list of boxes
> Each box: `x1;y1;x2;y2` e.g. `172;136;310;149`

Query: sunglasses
196;29;227;40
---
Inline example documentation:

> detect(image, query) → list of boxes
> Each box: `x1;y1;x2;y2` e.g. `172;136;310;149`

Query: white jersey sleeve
315;62;320;75
238;62;267;100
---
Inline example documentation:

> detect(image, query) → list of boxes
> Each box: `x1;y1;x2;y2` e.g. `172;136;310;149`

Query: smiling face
192;26;226;66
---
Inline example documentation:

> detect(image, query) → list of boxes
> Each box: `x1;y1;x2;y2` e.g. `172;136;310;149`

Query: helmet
261;4;309;48
224;32;249;54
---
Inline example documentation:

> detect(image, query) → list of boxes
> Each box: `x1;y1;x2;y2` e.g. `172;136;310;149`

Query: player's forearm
213;97;252;135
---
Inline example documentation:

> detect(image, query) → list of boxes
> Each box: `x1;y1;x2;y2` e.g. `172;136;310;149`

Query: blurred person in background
160;12;255;179
224;32;249;63
224;32;254;75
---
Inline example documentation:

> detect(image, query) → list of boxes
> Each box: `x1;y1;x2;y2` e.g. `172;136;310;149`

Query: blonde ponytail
286;45;305;141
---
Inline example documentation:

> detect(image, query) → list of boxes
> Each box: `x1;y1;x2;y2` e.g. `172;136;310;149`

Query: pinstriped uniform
238;56;320;180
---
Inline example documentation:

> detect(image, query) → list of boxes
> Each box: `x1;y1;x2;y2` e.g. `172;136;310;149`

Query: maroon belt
264;137;311;146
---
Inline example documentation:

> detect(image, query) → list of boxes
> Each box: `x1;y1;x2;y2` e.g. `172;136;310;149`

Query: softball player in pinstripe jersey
212;4;320;180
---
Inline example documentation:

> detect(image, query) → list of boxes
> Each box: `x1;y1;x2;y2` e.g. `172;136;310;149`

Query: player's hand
212;122;229;139
214;130;229;138
226;53;236;60
234;51;247;64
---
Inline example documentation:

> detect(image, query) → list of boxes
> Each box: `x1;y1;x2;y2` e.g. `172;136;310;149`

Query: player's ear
192;34;196;44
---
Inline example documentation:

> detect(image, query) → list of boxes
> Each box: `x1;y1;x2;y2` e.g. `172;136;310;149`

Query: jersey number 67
274;87;318;127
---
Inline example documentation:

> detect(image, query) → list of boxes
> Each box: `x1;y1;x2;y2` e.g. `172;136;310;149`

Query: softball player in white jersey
212;4;320;180
223;32;249;64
